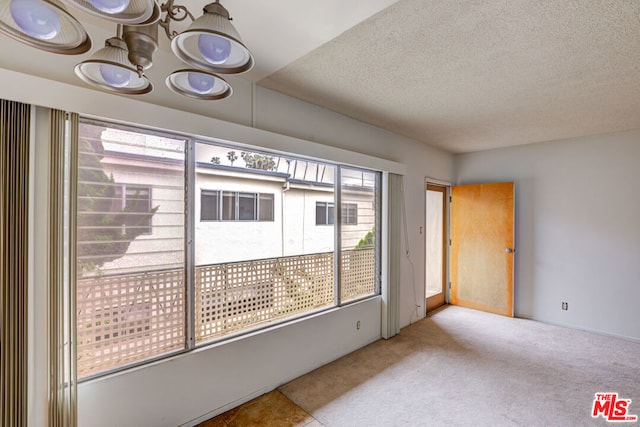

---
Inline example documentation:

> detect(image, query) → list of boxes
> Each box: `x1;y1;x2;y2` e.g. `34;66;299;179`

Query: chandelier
0;0;254;100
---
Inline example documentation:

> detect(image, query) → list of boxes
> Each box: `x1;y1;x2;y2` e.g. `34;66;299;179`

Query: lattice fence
341;249;376;302
195;252;336;343
77;249;376;376
77;269;185;378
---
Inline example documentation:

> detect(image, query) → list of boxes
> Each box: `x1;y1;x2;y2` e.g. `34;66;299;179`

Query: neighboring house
195;163;376;265
93;129;376;274
95;130;186;275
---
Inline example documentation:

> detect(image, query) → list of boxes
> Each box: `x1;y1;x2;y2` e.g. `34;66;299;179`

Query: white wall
3;64;454;426
283;188;335;255
455;130;640;341
79;299;381;427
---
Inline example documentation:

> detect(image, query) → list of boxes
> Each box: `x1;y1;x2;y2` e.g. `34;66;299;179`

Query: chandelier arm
159;0;196;40
158;17;177;39
67;0;252;97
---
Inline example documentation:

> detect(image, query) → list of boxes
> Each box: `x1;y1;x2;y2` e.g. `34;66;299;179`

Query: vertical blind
1;99;31;427
382;173;402;339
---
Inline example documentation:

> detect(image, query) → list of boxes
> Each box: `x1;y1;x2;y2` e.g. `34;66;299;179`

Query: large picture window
75;120;381;379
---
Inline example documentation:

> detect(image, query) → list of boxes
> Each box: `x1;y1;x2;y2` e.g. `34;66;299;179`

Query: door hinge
449;239;452;246
449;196;452;203
448;282;452;289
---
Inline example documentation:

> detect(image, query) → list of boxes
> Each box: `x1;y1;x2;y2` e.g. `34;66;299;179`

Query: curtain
48;110;78;426
382;172;402;339
1;99;31;426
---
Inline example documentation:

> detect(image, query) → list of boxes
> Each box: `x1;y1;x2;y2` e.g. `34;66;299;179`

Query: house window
259;194;274;221
201;190;219;221
200;190;274;222
342;203;358;225
113;184;153;234
222;191;236;220
238;192;257;220
316;202;335;225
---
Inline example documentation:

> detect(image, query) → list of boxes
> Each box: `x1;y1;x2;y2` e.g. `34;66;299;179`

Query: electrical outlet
561;302;568;311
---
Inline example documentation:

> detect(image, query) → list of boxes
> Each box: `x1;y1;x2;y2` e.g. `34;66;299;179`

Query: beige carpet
279;306;640;426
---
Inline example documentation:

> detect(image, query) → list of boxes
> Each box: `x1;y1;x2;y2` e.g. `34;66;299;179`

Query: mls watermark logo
592;393;638;422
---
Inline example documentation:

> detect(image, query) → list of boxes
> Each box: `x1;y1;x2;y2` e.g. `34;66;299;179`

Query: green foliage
355;227;375;250
240;151;277;171
226;150;238;165
77;124;158;275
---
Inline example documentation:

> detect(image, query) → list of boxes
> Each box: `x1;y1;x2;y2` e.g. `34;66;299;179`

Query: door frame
424;178;452;313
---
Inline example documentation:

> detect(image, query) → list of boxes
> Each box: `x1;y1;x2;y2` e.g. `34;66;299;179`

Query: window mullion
186;139;196;350
254;193;260;222
235;192;239;221
217;190;221;221
254;192;258;220
375;172;382;295
334;166;342;306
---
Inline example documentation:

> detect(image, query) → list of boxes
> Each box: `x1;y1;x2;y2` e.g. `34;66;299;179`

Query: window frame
341;202;358;226
337;166;382;305
315;201;335;225
76;118;189;382
258;193;275;222
75;118;382;380
238;192;257;221
200;189;220;221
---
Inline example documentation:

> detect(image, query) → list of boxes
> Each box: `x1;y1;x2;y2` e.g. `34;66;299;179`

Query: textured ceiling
259;0;640;153
1;1;638;154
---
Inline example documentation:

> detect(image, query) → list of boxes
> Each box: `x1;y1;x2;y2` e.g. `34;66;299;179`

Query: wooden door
450;182;514;316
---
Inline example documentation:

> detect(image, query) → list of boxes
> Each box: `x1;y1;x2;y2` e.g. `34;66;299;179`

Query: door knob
505;248;514;253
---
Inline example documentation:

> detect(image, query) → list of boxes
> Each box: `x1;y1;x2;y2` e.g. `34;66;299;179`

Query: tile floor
197;390;323;427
